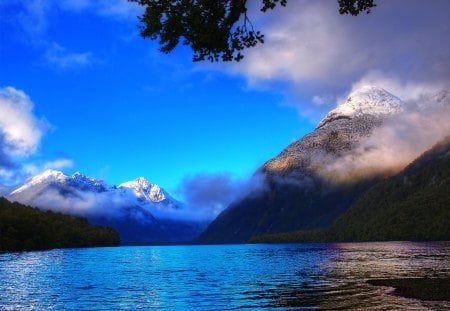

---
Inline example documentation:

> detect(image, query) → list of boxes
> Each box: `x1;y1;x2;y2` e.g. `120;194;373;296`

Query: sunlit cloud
0;86;51;184
0;87;46;157
23;158;75;176
319;90;450;183
0;87;74;185
229;0;450;120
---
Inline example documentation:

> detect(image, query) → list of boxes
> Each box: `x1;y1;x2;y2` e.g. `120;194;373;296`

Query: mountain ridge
6;169;205;245
197;86;448;244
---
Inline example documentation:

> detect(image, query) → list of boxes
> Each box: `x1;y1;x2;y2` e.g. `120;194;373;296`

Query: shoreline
367;278;450;301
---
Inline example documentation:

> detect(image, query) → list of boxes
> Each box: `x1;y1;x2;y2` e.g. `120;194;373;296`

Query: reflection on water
0;242;449;310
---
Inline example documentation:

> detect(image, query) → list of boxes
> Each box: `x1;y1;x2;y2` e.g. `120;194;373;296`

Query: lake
0;242;449;310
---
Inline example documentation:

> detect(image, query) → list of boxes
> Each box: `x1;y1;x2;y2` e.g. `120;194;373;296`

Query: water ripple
0;242;449;310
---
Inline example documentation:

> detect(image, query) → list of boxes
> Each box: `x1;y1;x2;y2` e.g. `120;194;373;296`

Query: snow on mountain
200;86;450;244
263;86;406;180
69;172;108;193
317;85;404;129
6;170;205;244
118;177;167;203
8;169;179;216
11;169;67;195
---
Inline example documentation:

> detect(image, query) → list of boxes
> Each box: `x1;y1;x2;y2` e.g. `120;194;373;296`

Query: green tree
129;0;376;62
0;197;120;252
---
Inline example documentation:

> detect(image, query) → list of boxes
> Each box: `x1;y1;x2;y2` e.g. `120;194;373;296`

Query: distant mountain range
6;170;206;245
198;86;450;243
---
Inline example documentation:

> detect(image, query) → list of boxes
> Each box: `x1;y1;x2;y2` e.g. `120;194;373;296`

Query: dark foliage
197;175;376;244
0;197;120;252
327;138;450;242
249;137;450;243
130;0;376;62
248;229;328;244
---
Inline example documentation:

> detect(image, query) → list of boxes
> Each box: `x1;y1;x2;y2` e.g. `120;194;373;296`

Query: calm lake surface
1;242;449;310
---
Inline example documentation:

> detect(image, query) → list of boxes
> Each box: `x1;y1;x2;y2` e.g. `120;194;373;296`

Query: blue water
0;242;449;310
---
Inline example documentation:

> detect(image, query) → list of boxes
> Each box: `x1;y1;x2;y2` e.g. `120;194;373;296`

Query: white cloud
59;0;142;19
236;1;355;83
3;0;141;71
23;158;74;176
229;0;450;118
349;71;449;103
176;172;267;220
44;43;94;70
0;87;76;186
31;188;131;219
320;90;450;183
15;0;51;44
0;87;45;156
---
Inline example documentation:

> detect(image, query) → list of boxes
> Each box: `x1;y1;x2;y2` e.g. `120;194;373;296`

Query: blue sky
1;0;449;198
0;1;314;192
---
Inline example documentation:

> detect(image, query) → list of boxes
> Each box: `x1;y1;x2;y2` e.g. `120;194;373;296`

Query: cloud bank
0;86;74;184
176;172;267;220
230;0;450;119
0;87;44;156
320;90;450;183
30;187;139;220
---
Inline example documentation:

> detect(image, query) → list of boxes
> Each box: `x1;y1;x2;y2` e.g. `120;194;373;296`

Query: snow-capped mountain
7;170;206;244
264;86;404;176
317;85;404;128
11;169;66;193
69;172;108;193
198;86;423;244
118;177;173;204
9;169;178;210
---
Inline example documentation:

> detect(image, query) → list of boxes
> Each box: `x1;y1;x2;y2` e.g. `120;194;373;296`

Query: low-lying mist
175;172;268;220
320;91;450;183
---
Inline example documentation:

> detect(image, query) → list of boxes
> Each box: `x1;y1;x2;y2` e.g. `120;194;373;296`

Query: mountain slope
250;137;450;243
328;136;450;241
198;86;403;244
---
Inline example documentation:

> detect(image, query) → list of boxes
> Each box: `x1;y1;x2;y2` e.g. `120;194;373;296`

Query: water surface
1;242;449;310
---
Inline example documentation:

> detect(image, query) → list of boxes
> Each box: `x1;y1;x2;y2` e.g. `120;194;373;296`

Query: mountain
250;136;450;243
197;86;410;244
119;177;168;203
7;170;206;245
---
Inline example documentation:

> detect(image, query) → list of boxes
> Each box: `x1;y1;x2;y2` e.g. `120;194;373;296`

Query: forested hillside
0;197;120;252
250;137;450;243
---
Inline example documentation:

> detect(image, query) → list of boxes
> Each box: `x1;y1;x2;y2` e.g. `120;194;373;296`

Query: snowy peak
118;177;166;203
11;169;67;195
8;170;179;214
68;172;107;192
32;169;67;182
10;169;109;196
318;86;404;128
